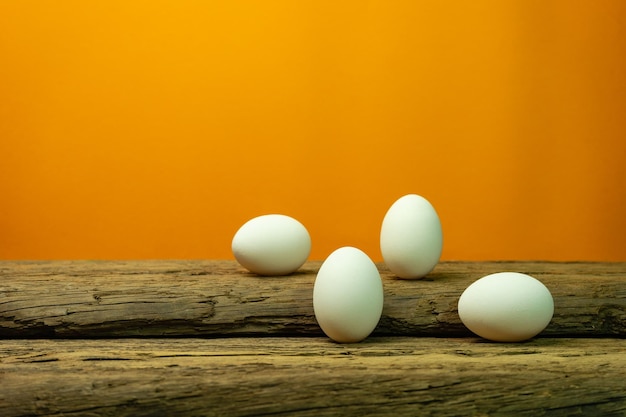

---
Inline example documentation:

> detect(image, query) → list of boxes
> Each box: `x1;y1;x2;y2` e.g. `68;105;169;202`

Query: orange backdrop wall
1;1;625;261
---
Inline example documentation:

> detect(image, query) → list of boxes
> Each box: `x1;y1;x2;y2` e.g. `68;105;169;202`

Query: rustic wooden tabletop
1;261;625;416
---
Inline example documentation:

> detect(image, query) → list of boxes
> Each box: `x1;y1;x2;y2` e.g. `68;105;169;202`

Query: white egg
231;214;311;276
313;247;384;343
380;194;443;279
458;272;554;342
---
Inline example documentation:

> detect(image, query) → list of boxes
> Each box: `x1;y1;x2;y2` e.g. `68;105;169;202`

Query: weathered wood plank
1;337;625;417
1;261;625;338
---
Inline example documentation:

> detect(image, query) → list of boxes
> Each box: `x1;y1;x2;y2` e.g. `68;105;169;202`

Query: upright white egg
380;194;443;279
458;272;554;342
313;247;384;343
232;214;311;276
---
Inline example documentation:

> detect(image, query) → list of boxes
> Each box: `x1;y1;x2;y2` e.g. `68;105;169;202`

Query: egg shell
313;247;384;343
231;214;311;276
458;272;554;342
380;194;443;279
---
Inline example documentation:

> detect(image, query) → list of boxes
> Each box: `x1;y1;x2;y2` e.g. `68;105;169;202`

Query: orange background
1;1;625;261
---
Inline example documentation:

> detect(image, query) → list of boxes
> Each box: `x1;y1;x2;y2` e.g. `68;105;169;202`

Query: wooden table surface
1;261;625;416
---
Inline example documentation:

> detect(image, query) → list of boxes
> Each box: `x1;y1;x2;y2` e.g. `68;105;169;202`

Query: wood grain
1;337;625;417
1;261;625;338
1;262;625;416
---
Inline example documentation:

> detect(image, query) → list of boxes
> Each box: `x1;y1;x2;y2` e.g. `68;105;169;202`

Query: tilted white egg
380;194;443;279
458;272;554;342
231;214;311;276
313;247;384;343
